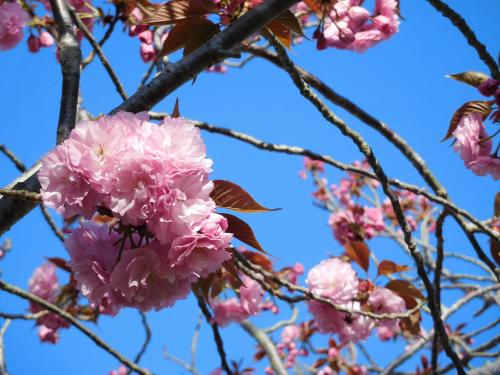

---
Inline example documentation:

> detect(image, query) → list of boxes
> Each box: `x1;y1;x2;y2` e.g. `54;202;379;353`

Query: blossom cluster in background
313;0;400;52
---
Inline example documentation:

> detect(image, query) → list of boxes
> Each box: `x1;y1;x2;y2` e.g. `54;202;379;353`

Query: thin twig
240;320;287;375
0;279;150;375
133;312;151;365
0;319;10;375
0;189;41;202
191;314;203;369
82;5;120;67
424;0;499;80
0;145;26;172
0;311;49;321
263;306;298;334
234;251;423;320
69;7;128;101
195;293;232;375
432;211;448;372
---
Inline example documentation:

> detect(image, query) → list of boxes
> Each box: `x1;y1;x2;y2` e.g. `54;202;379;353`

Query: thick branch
112;0;301;113
50;0;81;144
0;0;301;236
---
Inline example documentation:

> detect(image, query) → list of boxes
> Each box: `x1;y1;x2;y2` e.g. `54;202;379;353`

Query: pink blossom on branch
314;0;399;52
368;287;406;340
452;113;499;180
328;205;385;244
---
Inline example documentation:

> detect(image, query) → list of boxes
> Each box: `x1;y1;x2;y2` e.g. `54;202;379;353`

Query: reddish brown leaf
171;97;181;118
46;257;71;272
241;250;273;271
386;279;425;300
266;22;291;49
494;192;500;217
400;310;422;337
345;240;370;272
377;260;410;276
221;213;267;254
160;17;217;56
447;71;490;88
145;0;217;26
211;180;279;212
183;18;219;56
491;237;500;266
303;0;321;14
400;295;418;310
274;9;305;37
443;101;492;141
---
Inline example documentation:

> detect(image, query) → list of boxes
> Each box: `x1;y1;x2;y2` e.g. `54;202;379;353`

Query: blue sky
0;0;499;374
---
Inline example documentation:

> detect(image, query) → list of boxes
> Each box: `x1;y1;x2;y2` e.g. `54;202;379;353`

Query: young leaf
400;310;422;337
266;22;291;49
211;180;279;212
221;213;267;254
377;260;410;276
447;71;490;88
274;10;305;37
183;18;219;56
145;0;217;26
241;250;273;271
494;191;500;217
344;240;370;272
385;279;425;300
442;101;492;141
490;237;500;266
171;98;181;118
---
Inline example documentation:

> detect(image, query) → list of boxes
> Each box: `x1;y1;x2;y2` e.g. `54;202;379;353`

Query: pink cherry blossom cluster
39;112;233;312
211;274;266;326
28;263;70;343
452;112;499;180
313;0;399;52
306;258;405;344
0;1;29;51
128;8;159;63
275;325;308;369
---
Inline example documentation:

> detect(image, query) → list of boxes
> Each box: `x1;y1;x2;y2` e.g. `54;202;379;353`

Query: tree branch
195;293;232;375
263;30;466;374
240;320;288;375
50;0;82;144
69;6;128;101
0;279;151;375
424;0;499;80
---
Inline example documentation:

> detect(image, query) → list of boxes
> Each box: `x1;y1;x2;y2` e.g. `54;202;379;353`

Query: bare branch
69;6;128;101
0;144;26;172
0;319;10;375
425;0;499;80
133;312;151;365
0;189;41;202
0;279;151;375
240;320;288;375
263;30;466;373
195;293;232;375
